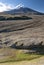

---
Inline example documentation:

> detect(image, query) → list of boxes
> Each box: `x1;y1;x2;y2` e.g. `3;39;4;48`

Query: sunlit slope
0;15;44;47
0;15;44;32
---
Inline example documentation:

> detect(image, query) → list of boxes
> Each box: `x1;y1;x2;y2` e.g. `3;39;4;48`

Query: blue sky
0;0;44;12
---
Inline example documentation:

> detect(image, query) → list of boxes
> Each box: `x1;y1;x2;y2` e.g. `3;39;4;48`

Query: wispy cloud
0;2;24;12
15;4;24;9
0;2;15;12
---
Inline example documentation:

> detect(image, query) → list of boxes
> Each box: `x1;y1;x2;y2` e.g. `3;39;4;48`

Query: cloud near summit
0;2;24;12
15;4;24;9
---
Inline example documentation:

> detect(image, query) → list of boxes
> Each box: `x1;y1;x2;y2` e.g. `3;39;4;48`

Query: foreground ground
0;56;44;65
0;48;42;63
0;15;44;64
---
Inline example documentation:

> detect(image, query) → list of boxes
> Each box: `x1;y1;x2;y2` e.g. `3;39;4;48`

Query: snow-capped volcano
15;4;24;9
1;3;44;15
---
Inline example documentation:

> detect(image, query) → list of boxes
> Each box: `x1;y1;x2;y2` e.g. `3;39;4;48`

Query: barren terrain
0;15;44;47
0;15;44;64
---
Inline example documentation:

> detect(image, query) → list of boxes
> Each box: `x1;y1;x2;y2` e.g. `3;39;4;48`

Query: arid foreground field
0;15;44;64
0;56;44;65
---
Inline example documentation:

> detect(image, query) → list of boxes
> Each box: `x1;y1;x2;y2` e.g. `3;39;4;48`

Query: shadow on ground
10;41;44;55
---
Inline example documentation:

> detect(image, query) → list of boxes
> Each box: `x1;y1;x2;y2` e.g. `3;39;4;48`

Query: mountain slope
3;7;44;15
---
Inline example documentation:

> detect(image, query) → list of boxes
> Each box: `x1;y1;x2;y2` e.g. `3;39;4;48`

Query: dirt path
0;56;44;65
